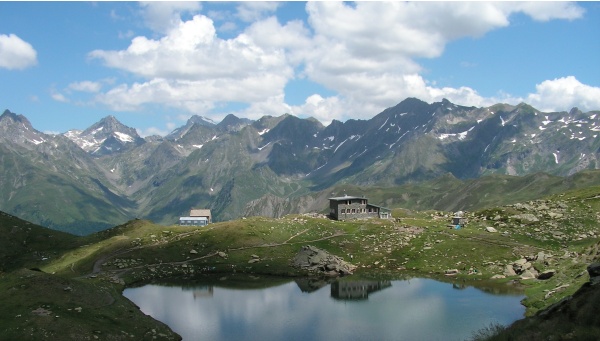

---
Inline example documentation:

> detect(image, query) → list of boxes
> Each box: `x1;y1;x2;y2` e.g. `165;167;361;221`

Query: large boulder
504;265;517;277
511;214;539;223
292;245;357;276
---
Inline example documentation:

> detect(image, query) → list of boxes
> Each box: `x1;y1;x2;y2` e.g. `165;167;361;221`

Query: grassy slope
0;268;178;341
0;211;82;273
2;184;600;340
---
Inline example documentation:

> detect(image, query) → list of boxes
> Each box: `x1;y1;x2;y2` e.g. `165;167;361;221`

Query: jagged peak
188;115;216;127
569;107;582;116
0;109;35;129
82;115;138;137
1;109;28;122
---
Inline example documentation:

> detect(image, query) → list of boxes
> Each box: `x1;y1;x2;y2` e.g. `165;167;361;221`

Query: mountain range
1;98;599;235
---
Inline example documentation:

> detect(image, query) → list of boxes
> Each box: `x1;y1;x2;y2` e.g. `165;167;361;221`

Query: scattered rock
445;269;460;275
485;226;498;233
520;269;537;280
491;274;506;279
31;307;52;316
248;259;259;264
291;245;356;276
503;265;517;277
217;251;227;258
537;251;548;262
537;269;556;280
189;249;198;254
511;214;539;223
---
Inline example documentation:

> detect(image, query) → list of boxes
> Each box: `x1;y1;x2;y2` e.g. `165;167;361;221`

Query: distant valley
1;97;600;235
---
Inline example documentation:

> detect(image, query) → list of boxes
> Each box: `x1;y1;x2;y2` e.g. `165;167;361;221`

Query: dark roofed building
328;195;391;221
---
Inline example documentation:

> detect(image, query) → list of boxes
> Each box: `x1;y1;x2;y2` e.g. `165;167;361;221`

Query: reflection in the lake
123;277;525;341
331;280;392;300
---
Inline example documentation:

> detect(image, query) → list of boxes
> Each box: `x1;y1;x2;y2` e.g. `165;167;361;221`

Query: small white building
179;208;211;226
179;216;209;226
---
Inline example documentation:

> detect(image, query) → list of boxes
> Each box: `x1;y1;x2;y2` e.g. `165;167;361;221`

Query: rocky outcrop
291;245;357;277
588;263;600;284
493;263;600;340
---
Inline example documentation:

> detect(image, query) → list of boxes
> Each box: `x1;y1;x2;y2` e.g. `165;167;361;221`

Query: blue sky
0;1;599;136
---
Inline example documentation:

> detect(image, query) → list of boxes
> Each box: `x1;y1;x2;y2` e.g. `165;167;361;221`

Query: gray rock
291;245;356;276
486;226;498;233
514;258;528;266
189;249;198;254
511;214;539;223
520;269;537;280
548;212;563;219
537;251;546;262
504;265;517;277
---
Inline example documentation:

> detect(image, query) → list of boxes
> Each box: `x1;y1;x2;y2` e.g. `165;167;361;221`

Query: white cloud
51;91;69;103
0;33;37;70
297;1;587;122
236;2;280;23
88;1;591;128
139;1;202;33
291;94;344;126
118;30;135;40
506;2;585;22
90;15;292;81
137;126;170;138
526;76;600;112
69;81;102;93
90;12;295;117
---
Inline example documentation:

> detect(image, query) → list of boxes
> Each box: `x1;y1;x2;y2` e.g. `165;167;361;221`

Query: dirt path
92;229;348;278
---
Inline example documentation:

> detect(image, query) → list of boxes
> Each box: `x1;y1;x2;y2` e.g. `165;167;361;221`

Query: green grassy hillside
1;183;599;340
0;211;81;273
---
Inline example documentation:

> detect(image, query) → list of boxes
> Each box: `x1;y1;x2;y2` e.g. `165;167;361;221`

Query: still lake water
123;277;525;341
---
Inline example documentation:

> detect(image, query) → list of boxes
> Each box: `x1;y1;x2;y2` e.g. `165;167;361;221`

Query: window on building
341;209;345;213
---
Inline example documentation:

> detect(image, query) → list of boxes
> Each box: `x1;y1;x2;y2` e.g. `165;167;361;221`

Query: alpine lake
123;275;525;341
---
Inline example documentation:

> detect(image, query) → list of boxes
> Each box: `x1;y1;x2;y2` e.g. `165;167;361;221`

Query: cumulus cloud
0;33;37;70
291;94;344;126
88;1;591;129
90;12;297;116
526;76;600;112
299;1;588;122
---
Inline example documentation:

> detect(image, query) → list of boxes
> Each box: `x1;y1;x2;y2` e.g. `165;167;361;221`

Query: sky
1;1;599;137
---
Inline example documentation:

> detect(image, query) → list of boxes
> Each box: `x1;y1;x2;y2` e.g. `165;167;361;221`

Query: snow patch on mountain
114;132;133;143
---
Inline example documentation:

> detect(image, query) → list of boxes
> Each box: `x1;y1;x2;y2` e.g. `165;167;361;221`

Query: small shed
190;209;212;223
452;211;465;227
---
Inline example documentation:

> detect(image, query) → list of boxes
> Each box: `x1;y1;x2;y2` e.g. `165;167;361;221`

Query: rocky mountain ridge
1;98;600;234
